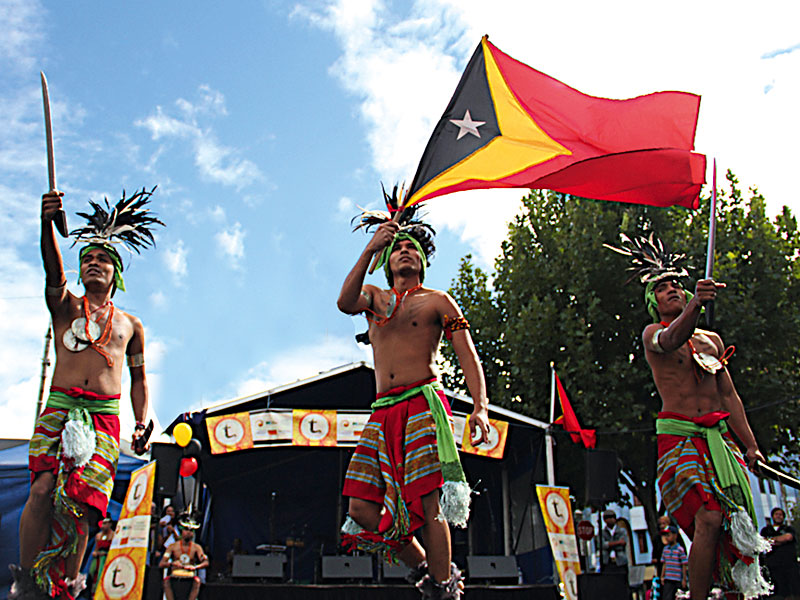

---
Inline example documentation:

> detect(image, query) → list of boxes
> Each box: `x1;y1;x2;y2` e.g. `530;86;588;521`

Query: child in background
660;525;688;600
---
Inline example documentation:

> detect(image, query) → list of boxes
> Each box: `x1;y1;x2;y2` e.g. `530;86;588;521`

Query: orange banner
206;412;254;454
461;418;509;458
536;485;581;600
95;461;155;600
292;409;337;446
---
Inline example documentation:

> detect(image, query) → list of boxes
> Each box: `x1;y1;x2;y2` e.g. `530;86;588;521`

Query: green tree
441;171;800;544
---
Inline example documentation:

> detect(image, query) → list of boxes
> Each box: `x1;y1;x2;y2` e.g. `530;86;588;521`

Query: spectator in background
226;538;245;576
159;505;178;552
761;507;800;600
87;517;115;593
601;509;629;576
660;525;688;600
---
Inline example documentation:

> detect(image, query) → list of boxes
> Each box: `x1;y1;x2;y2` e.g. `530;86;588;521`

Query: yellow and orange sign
95;461;155;600
292;409;337;446
206;412;254;454
536;485;581;600
461;418;509;458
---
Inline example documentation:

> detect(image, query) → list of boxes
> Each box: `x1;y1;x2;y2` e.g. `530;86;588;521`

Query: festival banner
336;412;370;443
206;412;254;454
251;411;293;444
95;461;155;600
536;485;581;600
461;418;509;458
292;409;337;446
204;408;509;456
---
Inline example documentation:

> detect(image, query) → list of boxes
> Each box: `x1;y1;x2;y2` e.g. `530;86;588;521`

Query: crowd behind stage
75;501;800;599
592;508;800;600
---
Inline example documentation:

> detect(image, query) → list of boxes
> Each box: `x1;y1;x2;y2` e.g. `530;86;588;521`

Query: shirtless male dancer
642;270;771;599
10;189;158;599
338;204;491;599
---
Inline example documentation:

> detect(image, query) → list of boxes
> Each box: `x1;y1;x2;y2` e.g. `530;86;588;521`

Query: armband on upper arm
442;314;470;341
360;290;372;309
45;282;66;297
651;329;665;353
127;353;145;368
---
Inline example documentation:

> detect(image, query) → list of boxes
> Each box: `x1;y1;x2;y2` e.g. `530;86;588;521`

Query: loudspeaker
322;556;373;580
151;442;182;497
142;566;163;600
585;449;619;504
382;562;411;580
578;572;629;600
466;556;519;581
232;554;286;578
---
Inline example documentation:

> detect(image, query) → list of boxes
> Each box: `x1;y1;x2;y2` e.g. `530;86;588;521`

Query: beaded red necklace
366;283;423;327
82;296;115;367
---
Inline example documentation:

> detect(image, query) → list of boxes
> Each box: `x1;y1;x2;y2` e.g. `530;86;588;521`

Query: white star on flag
449;109;486;140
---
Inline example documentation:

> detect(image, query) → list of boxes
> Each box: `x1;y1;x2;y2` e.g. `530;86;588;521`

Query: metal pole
502;464;511;555
34;324;53;431
546;362;556;485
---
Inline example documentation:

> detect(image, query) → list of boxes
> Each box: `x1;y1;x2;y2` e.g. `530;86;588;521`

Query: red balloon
179;457;198;477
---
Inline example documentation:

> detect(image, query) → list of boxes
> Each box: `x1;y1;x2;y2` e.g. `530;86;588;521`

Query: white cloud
300;0;800;267
232;335;372;398
215;222;246;263
208;205;226;221
337;195;355;217
135;86;262;190
0;244;53;439
0;0;44;73
163;239;188;282
150;290;167;308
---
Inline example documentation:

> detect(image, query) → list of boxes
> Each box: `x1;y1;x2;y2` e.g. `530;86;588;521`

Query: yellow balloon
173;422;192;447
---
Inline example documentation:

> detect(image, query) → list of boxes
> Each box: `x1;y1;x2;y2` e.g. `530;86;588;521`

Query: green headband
374;232;427;283
78;244;126;293
644;277;693;322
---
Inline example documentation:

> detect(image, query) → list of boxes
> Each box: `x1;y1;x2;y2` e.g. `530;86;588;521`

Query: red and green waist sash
656;411;755;521
47;386;120;415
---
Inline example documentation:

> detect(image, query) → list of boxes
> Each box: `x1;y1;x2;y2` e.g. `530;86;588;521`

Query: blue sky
2;0;799;440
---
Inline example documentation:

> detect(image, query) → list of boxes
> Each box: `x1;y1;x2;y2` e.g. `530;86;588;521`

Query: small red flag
553;372;596;449
406;36;705;210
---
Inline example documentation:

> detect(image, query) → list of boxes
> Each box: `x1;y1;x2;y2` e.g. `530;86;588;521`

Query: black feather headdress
603;232;690;285
70;186;164;254
351;183;436;262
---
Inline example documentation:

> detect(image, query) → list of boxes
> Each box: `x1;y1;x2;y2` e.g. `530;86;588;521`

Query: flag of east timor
405;36;706;209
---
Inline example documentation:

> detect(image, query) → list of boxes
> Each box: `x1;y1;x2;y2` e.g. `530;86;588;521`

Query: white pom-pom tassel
732;558;772;599
730;510;772;556
441;481;471;528
341;515;365;535
61;412;96;468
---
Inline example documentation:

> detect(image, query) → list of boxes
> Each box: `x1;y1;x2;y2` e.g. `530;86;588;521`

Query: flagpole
705;158;717;327
546;362;556;485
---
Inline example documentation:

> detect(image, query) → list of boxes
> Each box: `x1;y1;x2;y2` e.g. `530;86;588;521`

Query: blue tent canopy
0;440;146;600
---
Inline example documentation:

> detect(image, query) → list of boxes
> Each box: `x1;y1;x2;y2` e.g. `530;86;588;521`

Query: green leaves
442;173;800;528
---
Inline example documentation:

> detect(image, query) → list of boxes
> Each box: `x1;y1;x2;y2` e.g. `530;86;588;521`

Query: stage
203;582;559;600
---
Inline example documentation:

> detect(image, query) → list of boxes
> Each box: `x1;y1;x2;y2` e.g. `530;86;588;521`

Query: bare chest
54;300;134;356
368;293;441;344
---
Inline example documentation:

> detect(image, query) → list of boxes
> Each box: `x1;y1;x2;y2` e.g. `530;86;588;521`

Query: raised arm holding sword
9;73;162;600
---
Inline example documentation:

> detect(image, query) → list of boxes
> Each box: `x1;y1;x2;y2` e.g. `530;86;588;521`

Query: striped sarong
342;378;451;552
656;410;770;597
28;387;120;597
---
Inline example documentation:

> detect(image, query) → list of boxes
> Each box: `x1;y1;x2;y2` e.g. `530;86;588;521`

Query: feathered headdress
70;186;164;293
70;186;164;253
178;511;201;531
603;233;690;285
352;183;436;259
604;232;694;322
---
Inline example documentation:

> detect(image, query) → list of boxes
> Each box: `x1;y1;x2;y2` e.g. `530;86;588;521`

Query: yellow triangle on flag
408;39;571;207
